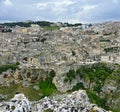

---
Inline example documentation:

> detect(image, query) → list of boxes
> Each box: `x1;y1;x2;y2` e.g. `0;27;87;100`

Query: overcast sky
0;0;120;23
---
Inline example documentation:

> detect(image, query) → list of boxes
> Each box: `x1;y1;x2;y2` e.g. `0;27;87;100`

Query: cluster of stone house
12;24;42;35
0;21;120;74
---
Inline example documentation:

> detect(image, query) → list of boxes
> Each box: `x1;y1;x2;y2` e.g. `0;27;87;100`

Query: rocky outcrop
0;93;31;112
53;74;82;92
53;72;90;92
0;90;111;112
0;68;47;87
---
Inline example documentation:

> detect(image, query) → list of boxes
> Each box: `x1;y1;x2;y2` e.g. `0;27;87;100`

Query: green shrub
71;82;85;91
0;63;19;73
11;106;15;110
49;70;56;78
67;69;76;78
103;32;112;36
100;39;110;42
93;83;102;93
96;70;109;81
104;47;119;53
41;38;46;43
64;69;76;82
72;51;76;56
76;68;84;78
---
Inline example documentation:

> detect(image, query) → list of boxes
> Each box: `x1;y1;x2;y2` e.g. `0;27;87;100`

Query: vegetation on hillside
0;84;43;101
64;63;120;111
65;63;112;84
0;62;19;73
0;63;119;111
0;69;57;101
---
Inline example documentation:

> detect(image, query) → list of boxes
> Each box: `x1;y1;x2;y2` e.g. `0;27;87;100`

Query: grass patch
0;84;18;100
43;26;60;31
0;83;42;101
16;84;42;101
39;77;57;96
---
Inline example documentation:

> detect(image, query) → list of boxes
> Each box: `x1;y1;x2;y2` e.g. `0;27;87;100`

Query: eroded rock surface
0;93;31;112
0;90;111;112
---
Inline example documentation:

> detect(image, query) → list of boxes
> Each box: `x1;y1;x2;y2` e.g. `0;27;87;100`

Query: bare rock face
0;90;111;112
53;74;80;92
0;94;31;112
33;90;109;112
